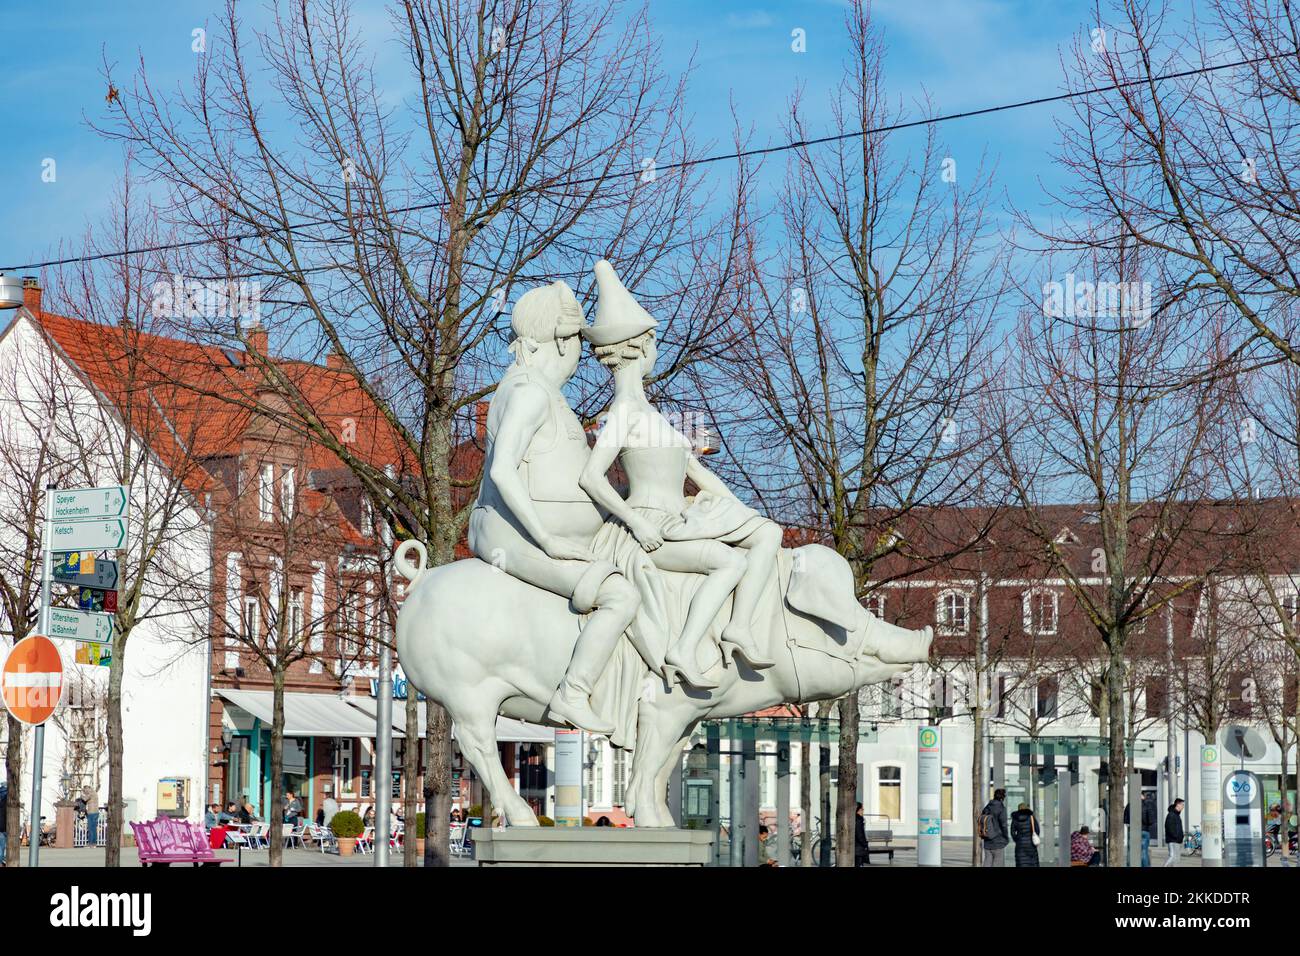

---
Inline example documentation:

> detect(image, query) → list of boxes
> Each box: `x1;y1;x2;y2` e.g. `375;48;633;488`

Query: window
1036;676;1059;718
242;596;260;643
1283;590;1300;628
876;765;902;820
937;590;970;635
995;675;1009;718
1023;588;1058;635
613;748;628;806
281;466;296;518
361;497;374;538
1145;676;1168;718
930;675;954;720
289;589;305;645
259;462;274;521
586;740;606;807
865;593;885;619
880;678;902;718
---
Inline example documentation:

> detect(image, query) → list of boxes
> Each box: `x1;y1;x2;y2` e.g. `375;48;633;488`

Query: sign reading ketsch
47;606;114;644
50;519;127;552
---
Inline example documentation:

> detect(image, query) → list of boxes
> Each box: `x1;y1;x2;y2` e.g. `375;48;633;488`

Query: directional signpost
25;484;129;865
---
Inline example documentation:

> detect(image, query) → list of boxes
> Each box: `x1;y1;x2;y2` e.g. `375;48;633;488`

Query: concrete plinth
474;828;715;866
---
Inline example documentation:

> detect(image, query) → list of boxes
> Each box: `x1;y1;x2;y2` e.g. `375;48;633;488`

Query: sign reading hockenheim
50;486;128;522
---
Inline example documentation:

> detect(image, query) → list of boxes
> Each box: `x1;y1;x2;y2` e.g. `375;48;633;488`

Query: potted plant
330;810;364;857
414;813;426;855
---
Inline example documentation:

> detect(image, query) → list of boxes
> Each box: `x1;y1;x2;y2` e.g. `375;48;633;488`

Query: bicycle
1184;826;1202;855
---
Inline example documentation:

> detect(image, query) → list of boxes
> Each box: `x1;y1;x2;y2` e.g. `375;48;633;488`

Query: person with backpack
1009;802;1040;867
1164;798;1185;867
979;788;1010;866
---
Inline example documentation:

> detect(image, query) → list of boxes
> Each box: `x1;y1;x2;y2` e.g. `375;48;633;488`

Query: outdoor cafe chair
450;823;470;858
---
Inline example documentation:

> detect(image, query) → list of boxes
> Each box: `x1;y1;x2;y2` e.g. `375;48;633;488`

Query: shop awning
347;698;555;744
215;689;384;738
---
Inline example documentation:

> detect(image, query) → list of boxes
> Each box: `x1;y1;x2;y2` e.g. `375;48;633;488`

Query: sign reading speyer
50;519;127;551
50;486;128;522
47;607;114;643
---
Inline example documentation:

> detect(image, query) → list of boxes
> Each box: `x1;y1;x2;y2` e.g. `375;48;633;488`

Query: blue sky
0;0;1107;273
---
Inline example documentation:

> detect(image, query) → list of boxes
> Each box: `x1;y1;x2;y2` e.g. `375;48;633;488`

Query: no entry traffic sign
1;635;65;725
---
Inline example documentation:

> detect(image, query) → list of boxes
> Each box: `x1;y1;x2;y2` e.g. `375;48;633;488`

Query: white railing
72;816;109;848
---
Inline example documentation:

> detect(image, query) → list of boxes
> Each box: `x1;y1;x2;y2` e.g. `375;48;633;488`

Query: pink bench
131;816;231;867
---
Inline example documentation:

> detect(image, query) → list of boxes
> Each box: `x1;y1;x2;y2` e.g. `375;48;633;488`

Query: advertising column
917;726;942;866
1200;745;1222;866
553;729;584;827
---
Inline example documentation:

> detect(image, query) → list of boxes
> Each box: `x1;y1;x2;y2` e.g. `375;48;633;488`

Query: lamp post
0;275;24;310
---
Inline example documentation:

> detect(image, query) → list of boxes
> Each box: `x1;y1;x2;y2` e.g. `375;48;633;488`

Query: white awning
348;698;555;744
215;689;383;738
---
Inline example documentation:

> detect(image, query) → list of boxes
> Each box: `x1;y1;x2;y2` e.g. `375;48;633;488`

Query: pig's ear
784;544;860;633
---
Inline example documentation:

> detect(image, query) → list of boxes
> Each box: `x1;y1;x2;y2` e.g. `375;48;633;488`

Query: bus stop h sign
1;635;64;725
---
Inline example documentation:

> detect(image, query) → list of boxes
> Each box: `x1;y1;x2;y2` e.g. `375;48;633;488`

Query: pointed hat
583;259;658;346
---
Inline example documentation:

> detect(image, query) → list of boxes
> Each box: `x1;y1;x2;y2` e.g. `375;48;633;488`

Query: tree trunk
4;715;22;865
1106;641;1127;867
423;702;453;866
835;694;859;867
268;667;285;867
818;701;832;867
104;632;126;866
799;730;812;868
403;692;419;866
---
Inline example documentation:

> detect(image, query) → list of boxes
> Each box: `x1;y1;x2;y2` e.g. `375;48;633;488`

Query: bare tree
724;0;1003;865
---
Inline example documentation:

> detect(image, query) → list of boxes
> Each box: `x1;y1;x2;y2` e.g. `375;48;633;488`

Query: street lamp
0;275;24;310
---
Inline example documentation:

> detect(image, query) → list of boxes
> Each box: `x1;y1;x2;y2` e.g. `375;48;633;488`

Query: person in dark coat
980;788;1011;866
1163;799;1185;867
1009;803;1040;867
854;803;870;867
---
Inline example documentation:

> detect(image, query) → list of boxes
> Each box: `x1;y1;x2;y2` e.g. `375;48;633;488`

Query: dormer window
1053;527;1081;546
936;589;971;636
865;592;885;619
1022;587;1058;636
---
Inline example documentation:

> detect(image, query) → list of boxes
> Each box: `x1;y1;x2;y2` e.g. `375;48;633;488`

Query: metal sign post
1201;745;1223;866
30;486;54;866
374;642;392;867
917;726;942;866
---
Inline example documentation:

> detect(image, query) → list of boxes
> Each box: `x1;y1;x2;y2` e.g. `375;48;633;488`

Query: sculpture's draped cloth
586;491;773;748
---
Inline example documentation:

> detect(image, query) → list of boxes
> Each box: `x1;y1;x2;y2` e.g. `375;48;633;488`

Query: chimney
22;276;41;315
244;319;268;356
475;401;489;443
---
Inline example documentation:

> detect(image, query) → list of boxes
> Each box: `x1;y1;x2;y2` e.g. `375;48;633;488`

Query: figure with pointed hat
578;261;782;688
466;279;640;735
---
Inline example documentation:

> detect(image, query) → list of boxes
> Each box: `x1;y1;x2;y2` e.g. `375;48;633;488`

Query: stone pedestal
474;827;714;866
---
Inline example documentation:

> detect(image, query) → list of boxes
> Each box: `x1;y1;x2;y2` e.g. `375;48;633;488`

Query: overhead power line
0;51;1287;274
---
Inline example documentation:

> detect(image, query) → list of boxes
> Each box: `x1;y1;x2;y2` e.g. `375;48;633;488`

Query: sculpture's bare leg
655;540;746;689
721;521;783;667
450;692;538;827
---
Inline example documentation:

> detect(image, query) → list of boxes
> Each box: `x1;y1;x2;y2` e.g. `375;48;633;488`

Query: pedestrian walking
1010;802;1040;867
1123;792;1157;866
1164;799;1185;867
979;788;1010;867
854;803;870;867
